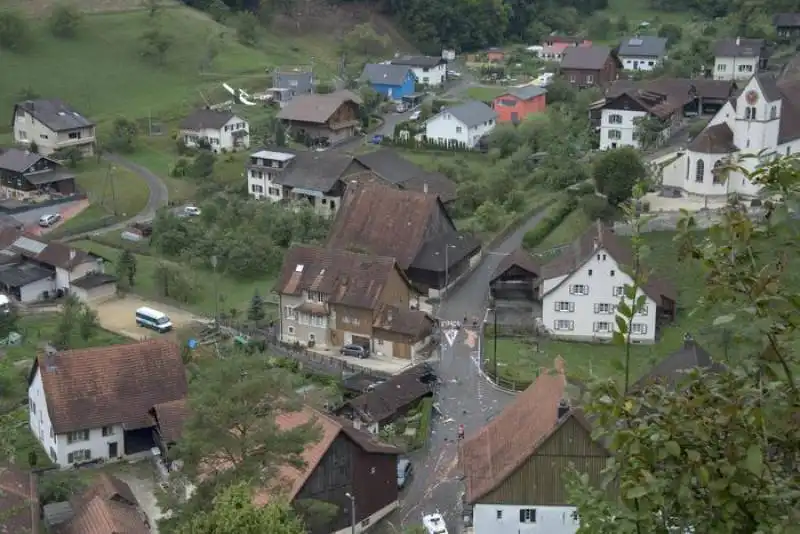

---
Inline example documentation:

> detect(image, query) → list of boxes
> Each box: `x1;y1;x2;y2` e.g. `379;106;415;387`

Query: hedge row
522;196;578;251
410;396;434;450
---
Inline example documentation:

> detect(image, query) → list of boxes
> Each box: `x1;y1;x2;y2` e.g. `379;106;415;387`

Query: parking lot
89;295;201;339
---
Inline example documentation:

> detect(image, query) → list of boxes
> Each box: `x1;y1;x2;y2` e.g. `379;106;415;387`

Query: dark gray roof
71;272;117;290
361;63;413;86
179;109;236;130
273;71;314;93
0;262;53;287
27;171;76;186
755;74;782;101
275;151;353;193
560;45;612;70
773;13;800;28
618;36;668;58
713;38;765;58
411;231;482;272
43;501;74;528
352;149;457;203
13;100;94;132
505;85;547;100
437;100;497;128
390;55;445;68
0;148;56;173
633;336;726;390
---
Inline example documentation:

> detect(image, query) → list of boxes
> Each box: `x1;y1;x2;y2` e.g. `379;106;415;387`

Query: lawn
0;6;346;132
0;313;131;467
489;229;799;385
71;239;278;318
76;161;151;219
534;209;591;252
465;86;508;102
600;0;695;26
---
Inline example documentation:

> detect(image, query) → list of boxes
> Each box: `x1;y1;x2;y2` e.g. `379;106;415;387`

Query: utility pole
493;304;498;380
211;255;219;325
345;493;355;534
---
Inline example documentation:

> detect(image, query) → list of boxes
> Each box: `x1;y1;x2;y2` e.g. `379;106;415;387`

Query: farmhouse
277;91;362;145
389;55;447;86
560;46;621;88
617;35;668;71
13;99;96;156
712;37;768;81
361;63;416;100
0;148;77;200
179;108;250;153
424;100;497;148
492;86;547;124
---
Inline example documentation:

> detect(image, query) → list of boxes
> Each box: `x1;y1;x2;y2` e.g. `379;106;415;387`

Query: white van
135;307;173;333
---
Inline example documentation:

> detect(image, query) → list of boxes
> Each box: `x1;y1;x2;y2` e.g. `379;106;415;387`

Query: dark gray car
397;458;412;489
340;344;369;359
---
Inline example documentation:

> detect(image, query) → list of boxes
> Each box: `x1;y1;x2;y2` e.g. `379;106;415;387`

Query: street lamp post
345;492;356;534
442;243;457;299
493;302;498;380
210;255;219;324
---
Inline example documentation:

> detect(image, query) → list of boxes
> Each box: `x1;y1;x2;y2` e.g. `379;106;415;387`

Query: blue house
360;64;416;100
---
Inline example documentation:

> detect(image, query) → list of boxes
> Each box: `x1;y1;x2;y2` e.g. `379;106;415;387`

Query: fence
267;340;393;381
0;193;88;215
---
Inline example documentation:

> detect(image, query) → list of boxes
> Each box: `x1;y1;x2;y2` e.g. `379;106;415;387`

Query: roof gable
434;100;497;127
351;149;457;202
561;45;611;70
490;248;541;283
342;364;436;423
618;36;668;57
713;38;765;58
0;148;59;174
326;182;452;269
277;90;361;124
14;99;94;132
179;109;238;130
361;63;413;86
275;151;353;192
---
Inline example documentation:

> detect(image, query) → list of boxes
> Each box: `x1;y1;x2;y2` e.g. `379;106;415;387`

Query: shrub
49;3;83;39
52;147;83;168
0;11;32;52
170;157;191;177
522;197;577;251
578;194;615;221
410;397;434;450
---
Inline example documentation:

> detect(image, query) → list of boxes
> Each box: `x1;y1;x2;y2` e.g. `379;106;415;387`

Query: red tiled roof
0;464;37;534
152;399;190;443
59;496;149;534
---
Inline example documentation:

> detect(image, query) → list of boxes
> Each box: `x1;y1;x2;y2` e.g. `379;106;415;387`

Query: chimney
423;182;429;194
69;249;76;261
557;398;570;420
736;36;741;46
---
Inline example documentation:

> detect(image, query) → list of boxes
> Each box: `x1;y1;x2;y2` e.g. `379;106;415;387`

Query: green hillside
0;5;344;131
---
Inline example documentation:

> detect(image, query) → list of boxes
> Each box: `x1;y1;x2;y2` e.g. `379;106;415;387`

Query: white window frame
287;325;295;335
593;321;612;333
101;426;115;437
520;508;537;523
586;74;594;84
307;291;325;303
67;430;90;444
594;303;614;314
608;129;622;140
717;63;727;71
299;313;310;325
569;284;589;296
554;301;575;312
613;286;624;297
637;304;649;316
311;314;327;328
283;306;297;320
608;114;623;124
631;323;648;335
554;320;575;331
67;449;91;464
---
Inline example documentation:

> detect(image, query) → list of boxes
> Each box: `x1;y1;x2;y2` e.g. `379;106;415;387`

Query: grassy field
534;209;591;251
465;86;508;101
0;313;131;467
490;229;798;385
0;5;347;132
600;0;695;27
72;239;278;318
77;161;150;219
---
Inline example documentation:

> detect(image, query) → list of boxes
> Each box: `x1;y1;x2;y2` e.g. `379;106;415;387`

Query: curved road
383;207;551;533
102;154;169;223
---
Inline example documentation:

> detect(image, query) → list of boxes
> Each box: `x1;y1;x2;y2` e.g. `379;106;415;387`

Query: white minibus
135;307;173;333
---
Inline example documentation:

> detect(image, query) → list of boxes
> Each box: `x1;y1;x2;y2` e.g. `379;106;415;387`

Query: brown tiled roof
59;496;149;534
274;245;405;310
560;45;611;70
70;474;138;513
152;399;189;443
254;408;397;505
490;248;542;283
277;90;361;124
687;123;738;153
342;364;435;423
351;149;458;203
373;304;435;339
541;220;676;303
0;464;37;534
0;227;93;270
605;78;738;120
461;358;570;503
326;182;445;269
34;340;188;434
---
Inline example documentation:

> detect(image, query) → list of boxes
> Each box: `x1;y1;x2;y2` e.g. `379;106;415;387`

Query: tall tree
247;290;265;327
592;147;646;206
78;305;98;342
117;249;138;288
568;156;800;533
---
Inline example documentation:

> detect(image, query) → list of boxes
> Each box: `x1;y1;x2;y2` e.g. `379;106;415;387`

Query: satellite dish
222;83;236;96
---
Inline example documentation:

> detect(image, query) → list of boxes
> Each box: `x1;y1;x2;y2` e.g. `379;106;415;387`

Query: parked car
447;70;461;79
38;213;61;227
409;110;421;121
340;344;369;359
397;458;413;489
184;206;201;217
370;135;384;145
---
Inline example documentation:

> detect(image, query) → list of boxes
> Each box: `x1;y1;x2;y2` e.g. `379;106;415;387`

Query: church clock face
745;90;759;105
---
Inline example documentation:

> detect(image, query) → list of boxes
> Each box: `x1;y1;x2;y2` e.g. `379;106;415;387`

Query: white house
461;357;605;534
179;108;249;153
13;99;96;156
713;37;767;81
425;100;497;148
617;35;668;72
246;148;352;217
539;221;676;344
390;55;447;86
661;73;800;198
28;339;187;467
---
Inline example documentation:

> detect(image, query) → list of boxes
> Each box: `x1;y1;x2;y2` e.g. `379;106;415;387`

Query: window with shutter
519;508;537;523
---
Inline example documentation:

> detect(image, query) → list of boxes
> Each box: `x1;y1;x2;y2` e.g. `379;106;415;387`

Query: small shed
70;272;117;303
489;248;541;302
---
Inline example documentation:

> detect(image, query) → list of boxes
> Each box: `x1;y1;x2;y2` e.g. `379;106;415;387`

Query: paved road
103;154;169;222
382;208;551;533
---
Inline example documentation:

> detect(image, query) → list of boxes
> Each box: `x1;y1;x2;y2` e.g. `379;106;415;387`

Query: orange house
492;86;547;124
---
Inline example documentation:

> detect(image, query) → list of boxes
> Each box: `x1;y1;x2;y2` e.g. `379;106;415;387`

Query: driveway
90;295;200;339
380;209;551;533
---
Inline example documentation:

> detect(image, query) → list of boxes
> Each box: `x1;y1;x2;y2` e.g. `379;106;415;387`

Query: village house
13;99;96;156
0;465;39;534
0;147;77;200
27;339;187;467
389;55;447;86
150;398;189;461
560;45;621;88
275;244;434;357
538;35;592;63
246;147;355;217
492;86;547;124
773;13;800;39
264;69;314;108
489;248;542;321
347;148;457;204
632;333;725;391
424;100;497;148
277;90;362;146
461;358;609;534
617;35;668;71
713;37;768;81
486;48;506;62
326;182;481;296
179;108;250;153
361;63;416;100
660;73;800;198
43;473;151;533
595;77;738;150
337;364;437;434
539;220;676;343
0;226;114;303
